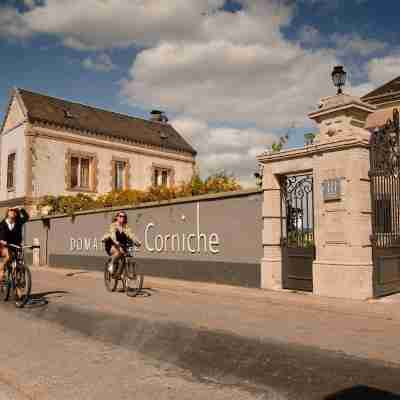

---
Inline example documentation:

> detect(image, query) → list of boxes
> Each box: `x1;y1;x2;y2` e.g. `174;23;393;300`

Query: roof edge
0;88;28;134
29;116;197;157
362;75;400;100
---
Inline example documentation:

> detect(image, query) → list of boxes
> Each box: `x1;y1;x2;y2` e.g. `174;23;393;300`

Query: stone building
0;88;196;215
363;76;400;127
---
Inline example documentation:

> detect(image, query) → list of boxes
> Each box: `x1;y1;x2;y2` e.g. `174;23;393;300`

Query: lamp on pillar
254;164;264;189
331;65;347;95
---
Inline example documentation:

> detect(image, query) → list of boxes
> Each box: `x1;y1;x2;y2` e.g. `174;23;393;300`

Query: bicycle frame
1;244;38;307
8;244;39;266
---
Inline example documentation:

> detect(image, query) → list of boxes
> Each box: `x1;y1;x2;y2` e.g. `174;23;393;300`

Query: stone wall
25;190;263;288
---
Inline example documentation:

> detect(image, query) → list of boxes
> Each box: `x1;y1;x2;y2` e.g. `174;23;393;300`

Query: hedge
39;171;242;216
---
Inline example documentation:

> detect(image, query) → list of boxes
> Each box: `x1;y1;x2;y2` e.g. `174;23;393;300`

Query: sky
0;0;399;187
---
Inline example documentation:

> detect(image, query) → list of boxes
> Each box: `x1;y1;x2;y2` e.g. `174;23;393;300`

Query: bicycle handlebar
7;244;40;250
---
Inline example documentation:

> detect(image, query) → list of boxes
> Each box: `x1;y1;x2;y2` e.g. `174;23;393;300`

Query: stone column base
313;261;374;300
261;258;283;291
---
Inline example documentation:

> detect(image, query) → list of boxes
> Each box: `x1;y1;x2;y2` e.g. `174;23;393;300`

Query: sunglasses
117;214;126;218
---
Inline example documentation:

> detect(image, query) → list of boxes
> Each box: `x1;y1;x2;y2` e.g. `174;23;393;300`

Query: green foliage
39;193;99;217
39;170;242;216
271;132;290;153
304;132;316;145
287;231;314;248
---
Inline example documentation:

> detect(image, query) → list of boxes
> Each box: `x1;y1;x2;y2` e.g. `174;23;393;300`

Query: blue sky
0;0;399;185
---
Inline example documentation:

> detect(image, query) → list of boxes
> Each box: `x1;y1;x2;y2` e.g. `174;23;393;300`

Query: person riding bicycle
0;207;30;284
102;211;141;276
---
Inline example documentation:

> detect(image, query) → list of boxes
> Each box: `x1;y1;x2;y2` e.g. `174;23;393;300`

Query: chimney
150;110;168;123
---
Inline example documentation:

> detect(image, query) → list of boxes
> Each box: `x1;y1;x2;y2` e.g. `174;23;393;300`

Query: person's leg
0;247;10;283
109;245;122;275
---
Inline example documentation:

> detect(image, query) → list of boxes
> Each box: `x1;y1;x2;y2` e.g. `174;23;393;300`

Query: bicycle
0;244;39;308
104;244;144;297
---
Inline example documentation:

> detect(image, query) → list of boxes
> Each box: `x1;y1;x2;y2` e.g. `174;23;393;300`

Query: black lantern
331;65;346;95
254;164;264;188
254;172;262;188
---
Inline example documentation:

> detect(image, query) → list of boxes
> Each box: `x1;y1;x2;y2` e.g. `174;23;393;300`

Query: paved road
0;302;270;400
1;268;400;399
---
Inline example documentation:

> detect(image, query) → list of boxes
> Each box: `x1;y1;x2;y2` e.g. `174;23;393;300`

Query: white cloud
1;0;385;185
171;117;277;187
0;0;294;49
366;54;400;87
298;25;322;46
0;7;32;38
2;0;228;50
97;1;340;134
1;0;342;184
82;53;117;72
122;39;337;131
332;33;387;57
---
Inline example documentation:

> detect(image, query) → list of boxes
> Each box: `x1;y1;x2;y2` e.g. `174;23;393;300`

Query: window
162;170;168;186
7;153;16;190
153;169;159;187
70;155;91;190
114;160;126;191
152;167;171;187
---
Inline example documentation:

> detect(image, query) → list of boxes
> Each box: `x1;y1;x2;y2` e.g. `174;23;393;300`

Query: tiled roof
17;89;196;156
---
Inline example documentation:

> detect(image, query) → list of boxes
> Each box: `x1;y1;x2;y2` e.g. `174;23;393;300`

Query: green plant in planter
287;230;314;248
304;132;316;146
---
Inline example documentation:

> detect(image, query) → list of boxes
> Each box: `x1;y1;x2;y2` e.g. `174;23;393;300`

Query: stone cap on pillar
308;93;376;144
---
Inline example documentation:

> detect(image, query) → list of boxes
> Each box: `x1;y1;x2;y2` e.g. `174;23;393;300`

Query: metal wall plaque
322;178;341;201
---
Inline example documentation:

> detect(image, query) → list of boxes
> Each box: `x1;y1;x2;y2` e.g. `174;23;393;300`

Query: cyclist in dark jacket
0;207;29;283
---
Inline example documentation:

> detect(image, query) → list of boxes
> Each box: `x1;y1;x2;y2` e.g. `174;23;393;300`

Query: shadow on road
116;288;153;298
135;289;152;298
324;385;400;399
65;271;90;277
143;287;159;293
25;290;69;308
30;290;69;299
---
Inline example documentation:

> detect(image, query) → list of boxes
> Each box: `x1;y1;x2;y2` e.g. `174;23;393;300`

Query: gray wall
25;190;263;288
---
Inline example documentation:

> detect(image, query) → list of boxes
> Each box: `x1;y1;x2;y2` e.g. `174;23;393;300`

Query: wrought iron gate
281;173;315;292
370;108;400;296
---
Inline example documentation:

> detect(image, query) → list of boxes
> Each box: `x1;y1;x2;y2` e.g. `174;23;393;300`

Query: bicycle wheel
14;265;32;308
125;261;144;297
104;259;118;292
0;268;11;302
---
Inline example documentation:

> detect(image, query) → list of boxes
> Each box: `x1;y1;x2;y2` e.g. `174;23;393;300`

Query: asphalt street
0;268;400;399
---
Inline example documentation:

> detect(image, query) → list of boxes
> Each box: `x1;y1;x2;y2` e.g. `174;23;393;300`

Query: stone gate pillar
258;94;377;299
261;169;283;290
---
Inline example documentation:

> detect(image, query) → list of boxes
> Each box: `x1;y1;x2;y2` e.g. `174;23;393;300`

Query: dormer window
64;109;74;119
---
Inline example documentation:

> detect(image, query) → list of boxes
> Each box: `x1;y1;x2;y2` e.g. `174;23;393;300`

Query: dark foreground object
325;385;400;399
